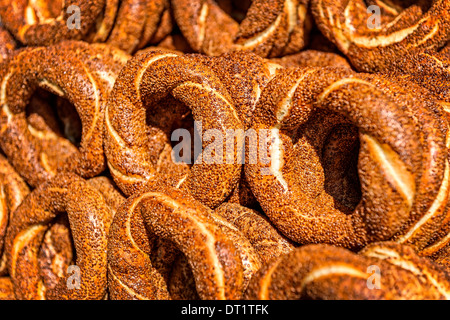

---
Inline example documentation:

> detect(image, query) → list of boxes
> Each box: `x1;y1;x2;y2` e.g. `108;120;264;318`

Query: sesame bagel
5;173;113;300
0;41;128;187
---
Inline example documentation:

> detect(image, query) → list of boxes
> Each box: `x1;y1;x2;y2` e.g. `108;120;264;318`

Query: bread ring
0;0;106;45
360;74;450;251
104;50;244;207
172;0;312;57
107;182;253;300
311;0;450;72
5;173;113;300
0;154;29;276
0;41;128;187
245;66;447;248
244;242;450;300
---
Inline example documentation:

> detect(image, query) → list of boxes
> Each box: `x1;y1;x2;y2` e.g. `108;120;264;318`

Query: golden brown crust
360;74;449;251
0;277;15;300
108;183;248;300
0;0;106;45
428;244;450;273
245;66;447;249
272;50;351;69
86;0;120;43
391;50;450;112
5;173;113;300
172;0;312;57
0;26;16;64
244;242;450;300
311;0;450;72
141;0;173;48
0;41;128;188
0;154;29;276
214;203;295;264
37;215;73;292
104;50;244;208
87;176;125;216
